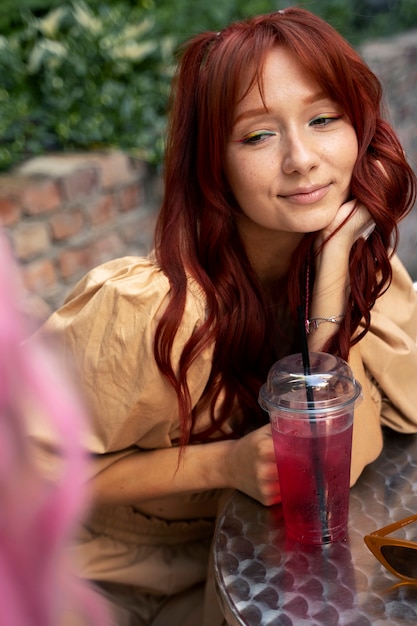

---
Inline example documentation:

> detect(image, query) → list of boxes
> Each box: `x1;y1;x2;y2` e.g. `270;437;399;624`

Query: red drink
259;352;361;545
271;414;353;544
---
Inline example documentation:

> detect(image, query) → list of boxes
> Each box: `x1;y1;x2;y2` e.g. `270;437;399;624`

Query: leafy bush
0;0;282;170
1;0;416;171
0;1;177;169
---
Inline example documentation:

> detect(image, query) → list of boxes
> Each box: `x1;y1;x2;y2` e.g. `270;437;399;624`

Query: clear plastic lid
258;352;362;415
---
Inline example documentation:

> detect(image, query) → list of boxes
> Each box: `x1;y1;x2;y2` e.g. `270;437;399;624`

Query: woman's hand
308;199;374;351
225;424;280;506
317;199;374;253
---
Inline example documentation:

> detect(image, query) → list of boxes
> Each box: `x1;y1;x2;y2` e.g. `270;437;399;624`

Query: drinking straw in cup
259;352;362;545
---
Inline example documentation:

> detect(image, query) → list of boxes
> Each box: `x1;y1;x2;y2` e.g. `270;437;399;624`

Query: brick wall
0;150;161;320
0;29;416;324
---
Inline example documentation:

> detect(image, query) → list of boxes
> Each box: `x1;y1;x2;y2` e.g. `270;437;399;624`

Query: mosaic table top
214;429;417;626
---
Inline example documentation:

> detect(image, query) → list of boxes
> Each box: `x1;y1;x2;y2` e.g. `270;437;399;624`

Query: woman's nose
281;132;319;175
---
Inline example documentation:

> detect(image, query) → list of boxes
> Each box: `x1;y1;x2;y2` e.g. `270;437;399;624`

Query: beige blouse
34;252;417;480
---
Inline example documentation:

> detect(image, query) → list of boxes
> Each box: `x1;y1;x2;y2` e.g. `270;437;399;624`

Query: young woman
33;7;417;625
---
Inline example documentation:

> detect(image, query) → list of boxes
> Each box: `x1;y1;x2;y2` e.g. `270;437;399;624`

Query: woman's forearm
91;423;280;509
308;200;373;352
308;245;350;352
91;439;233;507
308;234;382;484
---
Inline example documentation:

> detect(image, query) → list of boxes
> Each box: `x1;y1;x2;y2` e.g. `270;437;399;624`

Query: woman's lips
281;184;331;205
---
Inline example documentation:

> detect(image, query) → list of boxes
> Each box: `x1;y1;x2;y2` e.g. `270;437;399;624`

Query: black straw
297;304;328;541
297;305;311;373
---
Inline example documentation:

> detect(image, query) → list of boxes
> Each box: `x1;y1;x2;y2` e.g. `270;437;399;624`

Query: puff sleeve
360;254;417;432
35;257;214;463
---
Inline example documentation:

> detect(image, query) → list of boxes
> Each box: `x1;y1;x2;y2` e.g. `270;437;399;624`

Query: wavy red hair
154;8;416;445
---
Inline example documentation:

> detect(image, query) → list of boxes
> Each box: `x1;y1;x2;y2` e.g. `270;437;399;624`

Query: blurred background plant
1;0;417;171
0;1;176;170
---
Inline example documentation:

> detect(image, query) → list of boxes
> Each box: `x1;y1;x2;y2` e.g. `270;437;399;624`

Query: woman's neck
237;216;304;286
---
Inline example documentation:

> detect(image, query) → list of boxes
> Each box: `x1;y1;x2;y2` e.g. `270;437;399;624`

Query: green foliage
1;0;417;171
0;0;59;33
0;1;177;169
0;0;280;170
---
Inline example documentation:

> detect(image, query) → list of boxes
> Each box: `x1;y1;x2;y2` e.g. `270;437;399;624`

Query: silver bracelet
305;314;344;334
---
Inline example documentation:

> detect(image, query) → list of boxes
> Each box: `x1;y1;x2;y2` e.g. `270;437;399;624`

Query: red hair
154;8;417;445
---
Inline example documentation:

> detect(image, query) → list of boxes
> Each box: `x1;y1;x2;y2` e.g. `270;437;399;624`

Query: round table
213;429;417;626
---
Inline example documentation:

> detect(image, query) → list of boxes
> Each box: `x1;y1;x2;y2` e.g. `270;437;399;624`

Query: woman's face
224;46;359;241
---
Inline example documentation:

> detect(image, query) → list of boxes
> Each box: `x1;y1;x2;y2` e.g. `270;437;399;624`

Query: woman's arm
307;199;371;352
308;199;383;484
32;258;279;515
91;424;280;510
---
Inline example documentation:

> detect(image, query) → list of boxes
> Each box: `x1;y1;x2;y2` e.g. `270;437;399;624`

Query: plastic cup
259;352;362;545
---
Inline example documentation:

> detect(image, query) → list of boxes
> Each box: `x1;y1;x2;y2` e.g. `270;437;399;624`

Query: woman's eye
310;115;341;127
240;131;275;145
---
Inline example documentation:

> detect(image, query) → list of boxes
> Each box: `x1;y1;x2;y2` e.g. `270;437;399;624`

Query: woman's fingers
355;219;376;242
227;425;280;506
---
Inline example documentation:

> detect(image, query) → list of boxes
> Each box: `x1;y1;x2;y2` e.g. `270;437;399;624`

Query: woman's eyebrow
233;90;330;126
233;108;269;125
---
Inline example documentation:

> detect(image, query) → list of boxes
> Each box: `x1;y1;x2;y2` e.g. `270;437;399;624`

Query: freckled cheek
225;159;258;196
342;153;359;200
324;152;357;195
326;129;358;166
238;166;259;188
341;133;359;174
